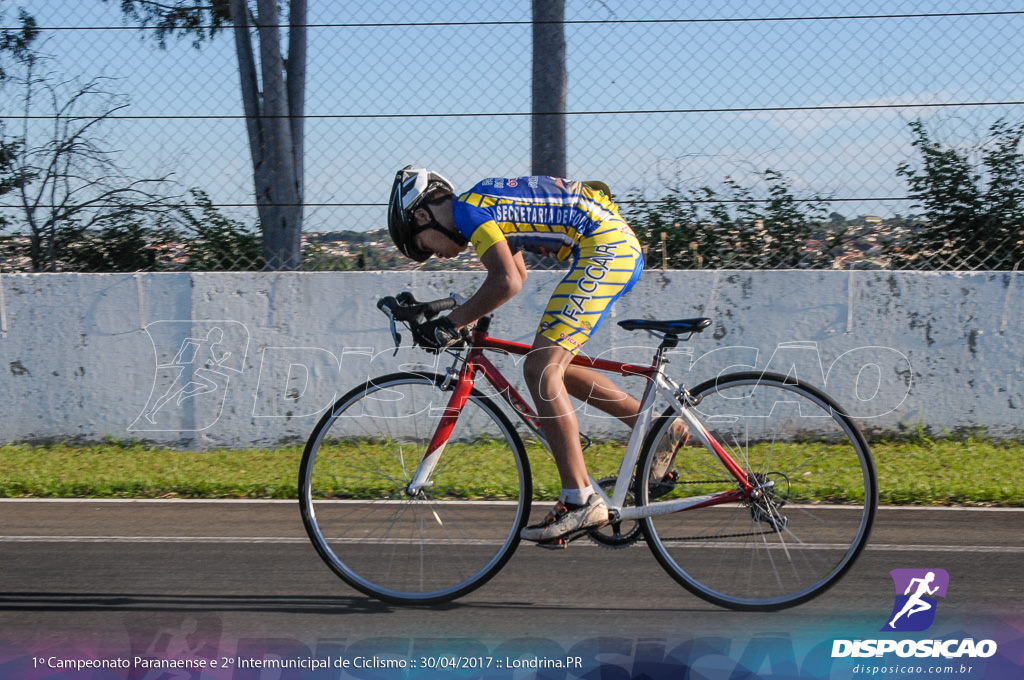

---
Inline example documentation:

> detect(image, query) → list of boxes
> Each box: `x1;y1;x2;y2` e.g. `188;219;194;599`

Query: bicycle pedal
534;526;595;550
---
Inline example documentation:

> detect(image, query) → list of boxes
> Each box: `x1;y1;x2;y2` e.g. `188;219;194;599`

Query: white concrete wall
0;270;1021;448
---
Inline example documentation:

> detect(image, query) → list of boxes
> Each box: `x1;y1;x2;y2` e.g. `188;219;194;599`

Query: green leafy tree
175;189;263;270
0;9;38;233
3;62;178;271
624;170;832;269
2;13;184;272
62;213;180;272
0;9;37;81
895;119;1024;270
0;137;32;234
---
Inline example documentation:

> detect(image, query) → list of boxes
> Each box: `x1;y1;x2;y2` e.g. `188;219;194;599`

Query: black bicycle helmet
387;165;456;262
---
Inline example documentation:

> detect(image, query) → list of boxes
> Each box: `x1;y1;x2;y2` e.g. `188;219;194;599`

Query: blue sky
5;1;1024;230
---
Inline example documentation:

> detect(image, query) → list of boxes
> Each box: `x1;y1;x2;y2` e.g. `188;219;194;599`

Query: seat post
652;333;679;366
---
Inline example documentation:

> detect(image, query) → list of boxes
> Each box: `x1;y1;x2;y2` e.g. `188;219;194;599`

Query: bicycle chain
648;477;788;542
591;476;783;544
658;528;783;542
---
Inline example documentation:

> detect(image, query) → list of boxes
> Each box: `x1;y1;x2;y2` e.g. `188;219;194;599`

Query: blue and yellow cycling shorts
537;221;644;354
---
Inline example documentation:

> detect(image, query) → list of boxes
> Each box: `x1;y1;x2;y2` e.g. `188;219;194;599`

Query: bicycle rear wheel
299;371;531;605
636;371;876;611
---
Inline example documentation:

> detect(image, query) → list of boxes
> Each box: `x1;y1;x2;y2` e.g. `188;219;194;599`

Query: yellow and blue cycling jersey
453;176;620;260
452;176;645;354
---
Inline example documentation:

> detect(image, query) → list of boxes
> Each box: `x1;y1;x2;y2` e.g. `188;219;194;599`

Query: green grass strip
0;441;302;499
0;436;1021;506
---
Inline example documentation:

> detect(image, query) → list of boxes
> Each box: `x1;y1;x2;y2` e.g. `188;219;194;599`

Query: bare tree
109;0;306;270
3;57;177;271
531;0;567;178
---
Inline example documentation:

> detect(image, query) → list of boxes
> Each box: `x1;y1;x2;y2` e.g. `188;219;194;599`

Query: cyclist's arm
446;241;525;328
512;248;527;280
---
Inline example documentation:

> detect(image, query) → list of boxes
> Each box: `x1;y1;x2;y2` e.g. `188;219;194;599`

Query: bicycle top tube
378;291;711;380
469;327;658;379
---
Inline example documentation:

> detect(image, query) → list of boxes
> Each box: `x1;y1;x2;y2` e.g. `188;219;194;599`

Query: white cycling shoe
520;495;609;547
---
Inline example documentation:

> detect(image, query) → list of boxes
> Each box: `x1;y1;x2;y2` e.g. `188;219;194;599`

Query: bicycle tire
299;371;532;605
635;371;877;611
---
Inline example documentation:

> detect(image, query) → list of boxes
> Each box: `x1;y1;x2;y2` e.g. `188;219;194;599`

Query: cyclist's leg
520;225;644;543
563;364;641;427
523;336;590;490
537;223;643;355
535;224;644;443
532;224;643;452
521;335;610;543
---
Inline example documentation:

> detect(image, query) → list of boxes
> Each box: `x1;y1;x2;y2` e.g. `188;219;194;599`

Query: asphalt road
1;500;1021;666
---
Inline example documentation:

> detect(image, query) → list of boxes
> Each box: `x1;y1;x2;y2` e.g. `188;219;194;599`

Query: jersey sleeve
452;194;507;257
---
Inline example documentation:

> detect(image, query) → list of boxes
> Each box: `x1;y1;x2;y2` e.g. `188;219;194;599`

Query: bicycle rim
299;371;531;605
637;371;877;611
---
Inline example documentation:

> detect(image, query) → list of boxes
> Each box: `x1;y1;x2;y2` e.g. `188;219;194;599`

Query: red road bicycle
299;292;877;609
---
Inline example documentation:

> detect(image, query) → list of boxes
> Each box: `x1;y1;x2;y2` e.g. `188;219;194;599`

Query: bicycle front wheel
299;371;531;605
636;371;877;611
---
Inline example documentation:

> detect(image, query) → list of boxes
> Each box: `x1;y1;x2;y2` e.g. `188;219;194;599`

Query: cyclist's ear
412;207;432;226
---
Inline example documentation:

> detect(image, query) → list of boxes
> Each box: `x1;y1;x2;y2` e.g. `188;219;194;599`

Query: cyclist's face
412;198;464;259
413;227;465;259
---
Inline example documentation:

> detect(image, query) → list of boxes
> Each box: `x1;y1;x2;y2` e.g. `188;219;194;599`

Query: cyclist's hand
412;316;464;352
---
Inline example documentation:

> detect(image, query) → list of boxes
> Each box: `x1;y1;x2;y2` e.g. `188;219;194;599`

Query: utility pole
531;0;566;177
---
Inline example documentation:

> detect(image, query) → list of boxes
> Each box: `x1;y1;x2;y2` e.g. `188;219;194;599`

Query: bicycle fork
404;367;475;497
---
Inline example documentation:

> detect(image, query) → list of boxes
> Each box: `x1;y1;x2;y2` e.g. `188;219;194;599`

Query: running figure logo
131;321;249;432
882;568;950;632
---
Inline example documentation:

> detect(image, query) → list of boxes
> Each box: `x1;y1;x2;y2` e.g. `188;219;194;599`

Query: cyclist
387;166;686;546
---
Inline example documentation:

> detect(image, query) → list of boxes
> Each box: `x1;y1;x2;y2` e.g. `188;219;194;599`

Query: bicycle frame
407;322;757;522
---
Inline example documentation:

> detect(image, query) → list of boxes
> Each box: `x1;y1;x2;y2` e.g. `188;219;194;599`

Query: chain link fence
1;2;1022;273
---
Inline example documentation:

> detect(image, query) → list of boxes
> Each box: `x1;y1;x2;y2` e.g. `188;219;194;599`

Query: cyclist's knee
523;351;554;387
524;353;569;399
524;335;575;398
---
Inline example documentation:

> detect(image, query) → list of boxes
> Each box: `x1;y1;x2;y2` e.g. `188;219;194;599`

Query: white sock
560;486;595;506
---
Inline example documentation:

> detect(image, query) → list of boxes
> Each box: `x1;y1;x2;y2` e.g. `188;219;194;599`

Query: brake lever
378;303;402;356
378;293;462;356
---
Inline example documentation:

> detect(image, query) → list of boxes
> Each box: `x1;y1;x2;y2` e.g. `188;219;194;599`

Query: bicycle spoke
299;373;531;604
637;372;876;610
